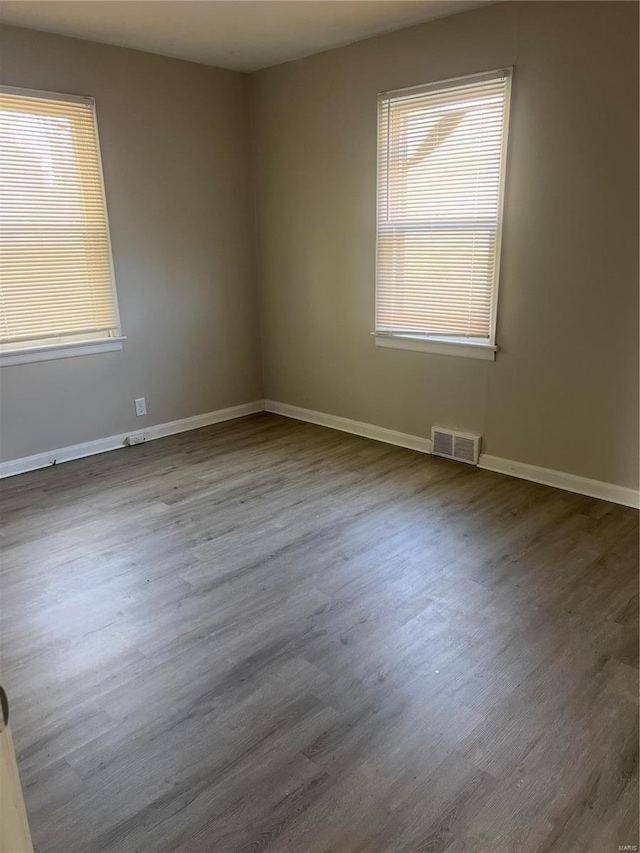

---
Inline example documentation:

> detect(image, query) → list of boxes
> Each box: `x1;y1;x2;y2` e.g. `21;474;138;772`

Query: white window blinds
376;69;511;344
0;87;120;349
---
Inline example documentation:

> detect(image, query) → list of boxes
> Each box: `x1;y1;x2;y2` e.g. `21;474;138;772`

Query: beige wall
0;25;262;462
252;1;639;489
1;4;638;491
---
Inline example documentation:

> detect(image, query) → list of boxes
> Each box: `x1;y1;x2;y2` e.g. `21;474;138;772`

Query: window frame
0;85;124;367
373;68;513;361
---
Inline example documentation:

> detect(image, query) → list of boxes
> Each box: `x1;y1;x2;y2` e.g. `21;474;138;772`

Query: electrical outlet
135;397;146;417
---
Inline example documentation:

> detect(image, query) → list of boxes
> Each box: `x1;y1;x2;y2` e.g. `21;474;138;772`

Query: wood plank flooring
0;412;637;853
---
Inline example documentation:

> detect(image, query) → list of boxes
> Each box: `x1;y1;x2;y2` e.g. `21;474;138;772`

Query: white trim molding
0;337;126;367
265;400;639;509
478;455;639;510
264;400;432;454
2;398;638;509
0;401;264;479
373;333;498;361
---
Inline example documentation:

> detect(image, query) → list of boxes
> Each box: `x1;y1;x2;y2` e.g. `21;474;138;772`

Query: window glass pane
0;88;120;347
376;71;511;341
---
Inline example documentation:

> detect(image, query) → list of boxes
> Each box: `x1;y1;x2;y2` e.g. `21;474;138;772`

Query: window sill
373;333;498;361
0;337;126;367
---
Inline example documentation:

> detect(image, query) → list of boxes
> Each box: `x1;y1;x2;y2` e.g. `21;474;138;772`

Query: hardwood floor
0;412;637;853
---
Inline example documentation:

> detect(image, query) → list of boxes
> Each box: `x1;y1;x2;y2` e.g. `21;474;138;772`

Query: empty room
0;1;638;851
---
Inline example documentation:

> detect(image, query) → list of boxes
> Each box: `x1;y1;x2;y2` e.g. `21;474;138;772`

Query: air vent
431;427;481;465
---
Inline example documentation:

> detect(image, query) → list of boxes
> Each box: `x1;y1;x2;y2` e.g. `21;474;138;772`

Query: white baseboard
3;398;638;509
0;400;264;479
265;399;639;509
264;400;433;454
477;455;639;509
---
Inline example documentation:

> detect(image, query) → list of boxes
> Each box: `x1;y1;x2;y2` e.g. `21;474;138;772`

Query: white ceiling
0;1;494;72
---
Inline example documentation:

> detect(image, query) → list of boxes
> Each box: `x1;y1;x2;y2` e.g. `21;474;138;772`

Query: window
0;86;123;366
374;69;512;360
